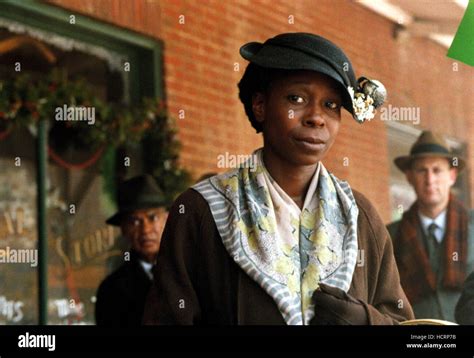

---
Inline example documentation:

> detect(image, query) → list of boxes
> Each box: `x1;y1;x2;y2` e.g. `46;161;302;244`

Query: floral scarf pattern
193;149;359;325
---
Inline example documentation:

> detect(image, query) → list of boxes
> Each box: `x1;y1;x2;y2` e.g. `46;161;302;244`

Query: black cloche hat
106;174;167;226
240;32;387;123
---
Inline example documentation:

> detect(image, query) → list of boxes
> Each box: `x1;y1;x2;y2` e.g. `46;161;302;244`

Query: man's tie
150;264;157;281
427;222;441;275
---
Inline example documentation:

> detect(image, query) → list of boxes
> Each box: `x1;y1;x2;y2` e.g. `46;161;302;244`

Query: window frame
0;0;164;324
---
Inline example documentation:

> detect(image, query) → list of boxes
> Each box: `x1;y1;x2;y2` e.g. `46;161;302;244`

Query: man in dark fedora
95;175;168;326
387;131;474;322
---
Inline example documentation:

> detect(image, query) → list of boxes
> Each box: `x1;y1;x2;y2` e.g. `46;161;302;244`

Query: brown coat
144;188;414;325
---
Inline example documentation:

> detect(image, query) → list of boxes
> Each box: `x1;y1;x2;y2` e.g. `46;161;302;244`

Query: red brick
47;0;474;221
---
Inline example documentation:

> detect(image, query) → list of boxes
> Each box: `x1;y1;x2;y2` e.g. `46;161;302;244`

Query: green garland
0;70;159;147
0;70;191;206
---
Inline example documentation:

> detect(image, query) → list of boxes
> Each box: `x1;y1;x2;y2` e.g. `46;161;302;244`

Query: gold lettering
95;230;104;254
73;241;82;265
55;236;71;269
3;208;25;235
107;226;115;247
16;208;24;234
3;211;14;234
83;233;96;258
56;226;120;269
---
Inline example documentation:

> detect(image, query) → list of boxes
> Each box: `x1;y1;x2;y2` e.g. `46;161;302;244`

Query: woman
144;32;414;325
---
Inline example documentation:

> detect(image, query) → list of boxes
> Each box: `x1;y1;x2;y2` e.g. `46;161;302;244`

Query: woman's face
253;71;342;167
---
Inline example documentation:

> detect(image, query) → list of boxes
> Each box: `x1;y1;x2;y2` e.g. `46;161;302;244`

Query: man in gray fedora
387;130;474;322
95;174;168;326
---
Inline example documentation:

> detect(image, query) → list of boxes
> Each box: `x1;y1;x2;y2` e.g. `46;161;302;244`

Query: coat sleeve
95;280;124;325
354;192;415;324
143;189;203;325
455;271;474;324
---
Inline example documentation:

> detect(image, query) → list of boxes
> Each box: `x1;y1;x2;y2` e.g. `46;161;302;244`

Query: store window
0;2;162;324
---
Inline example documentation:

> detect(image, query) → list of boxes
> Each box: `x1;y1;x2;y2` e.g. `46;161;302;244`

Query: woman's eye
325;101;340;110
288;95;305;104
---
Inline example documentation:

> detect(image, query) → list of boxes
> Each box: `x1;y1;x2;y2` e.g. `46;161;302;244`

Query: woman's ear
252;92;265;123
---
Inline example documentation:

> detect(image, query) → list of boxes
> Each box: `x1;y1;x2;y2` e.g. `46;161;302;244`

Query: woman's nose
303;103;325;127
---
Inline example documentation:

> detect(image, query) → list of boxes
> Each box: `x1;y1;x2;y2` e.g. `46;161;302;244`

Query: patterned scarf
193;149;359;325
394;194;468;304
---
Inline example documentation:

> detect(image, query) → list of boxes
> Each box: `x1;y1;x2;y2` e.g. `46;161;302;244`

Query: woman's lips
293;136;326;152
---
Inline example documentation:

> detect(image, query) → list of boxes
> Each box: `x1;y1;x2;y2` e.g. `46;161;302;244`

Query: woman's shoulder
170;187;211;212
164;188;215;233
351;189;379;217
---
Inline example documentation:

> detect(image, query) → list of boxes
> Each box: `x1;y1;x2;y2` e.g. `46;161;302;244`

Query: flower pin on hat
348;77;387;123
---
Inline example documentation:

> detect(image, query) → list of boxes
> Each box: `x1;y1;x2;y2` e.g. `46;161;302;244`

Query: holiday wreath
0;70;191;205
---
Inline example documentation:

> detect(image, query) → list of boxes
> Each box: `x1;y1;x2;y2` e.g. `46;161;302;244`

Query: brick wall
48;0;474;223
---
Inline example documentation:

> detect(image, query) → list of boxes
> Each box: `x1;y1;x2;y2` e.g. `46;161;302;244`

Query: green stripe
448;0;474;66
